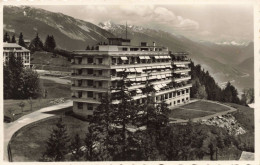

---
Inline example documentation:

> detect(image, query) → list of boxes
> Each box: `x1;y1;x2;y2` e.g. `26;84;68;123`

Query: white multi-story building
71;38;191;118
3;42;30;67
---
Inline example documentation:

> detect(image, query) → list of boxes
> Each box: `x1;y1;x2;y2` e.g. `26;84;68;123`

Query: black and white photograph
2;0;256;162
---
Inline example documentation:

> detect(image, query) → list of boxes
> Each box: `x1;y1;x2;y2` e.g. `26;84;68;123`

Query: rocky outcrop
199;113;246;136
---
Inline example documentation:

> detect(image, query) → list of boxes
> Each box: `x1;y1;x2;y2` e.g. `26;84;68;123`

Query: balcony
174;76;191;82
172;60;191;65
71;63;109;69
71;74;111;80
71;86;108;92
72;98;101;104
173;68;191;73
155;84;192;96
111;62;171;69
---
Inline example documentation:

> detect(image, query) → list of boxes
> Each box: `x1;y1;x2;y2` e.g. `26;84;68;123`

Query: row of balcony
71;68;190;80
71;60;190;69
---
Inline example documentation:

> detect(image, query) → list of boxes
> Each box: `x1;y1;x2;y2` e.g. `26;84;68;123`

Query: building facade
3;42;30;67
71;38;191;118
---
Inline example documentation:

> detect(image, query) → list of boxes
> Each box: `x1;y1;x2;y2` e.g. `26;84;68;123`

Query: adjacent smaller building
3;42;31;67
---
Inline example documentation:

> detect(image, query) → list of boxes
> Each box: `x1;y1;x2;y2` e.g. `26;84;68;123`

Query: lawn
169;108;213;120
4;78;71;122
169;100;231;120
4;99;54;121
39;78;71;99
9;112;89;162
181;101;230;113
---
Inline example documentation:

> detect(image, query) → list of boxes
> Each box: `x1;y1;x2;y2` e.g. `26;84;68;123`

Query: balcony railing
174;76;191;82
71;86;108;92
72;98;101;104
173;68;191;73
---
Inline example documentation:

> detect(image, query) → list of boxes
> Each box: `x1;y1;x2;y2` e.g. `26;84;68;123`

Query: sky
35;4;253;43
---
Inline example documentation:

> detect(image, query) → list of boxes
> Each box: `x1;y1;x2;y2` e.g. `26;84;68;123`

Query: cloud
118;6;200;31
199;30;212;36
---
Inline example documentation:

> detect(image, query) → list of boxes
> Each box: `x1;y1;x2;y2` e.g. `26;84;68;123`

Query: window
112;58;116;64
177;92;180;96
78;92;82;98
122;47;128;51
177;100;180;103
78;102;83;109
98;81;102;87
78;58;82;64
98;58;103;64
98;70;102;76
169;93;172;98
165;94;168;99
186;89;189;93
87;69;93;75
87;80;93;86
182;99;184;102
87;57;93;64
88;104;93;111
186;97;189;100
174;101;176;105
87;91;93;98
182;90;185;95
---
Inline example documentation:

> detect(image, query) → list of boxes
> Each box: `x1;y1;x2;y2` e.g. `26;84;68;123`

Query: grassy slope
31;51;71;72
4;78;71;121
10;114;89;161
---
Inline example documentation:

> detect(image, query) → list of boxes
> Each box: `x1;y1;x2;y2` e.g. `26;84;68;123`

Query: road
3;100;73;162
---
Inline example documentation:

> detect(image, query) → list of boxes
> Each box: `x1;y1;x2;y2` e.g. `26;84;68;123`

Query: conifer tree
4;32;10;43
84;126;98;161
11;35;16;43
18;32;26;47
44;35;51;51
42;118;70;161
90;93;113;160
29;33;44;52
70;134;84;161
50;35;56;50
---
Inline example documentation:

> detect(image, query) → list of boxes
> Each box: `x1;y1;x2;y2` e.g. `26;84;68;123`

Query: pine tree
29;33;44;52
11;35;16;43
84;126;98;161
42;118;70;161
90;93;113;160
70;134;84;161
50;35;56;50
18;32;26;47
4;32;10;42
44;35;51;51
111;76;139;160
3;64;13;99
8;52;24;99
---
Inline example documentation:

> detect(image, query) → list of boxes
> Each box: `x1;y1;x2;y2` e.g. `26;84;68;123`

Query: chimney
153;42;156;51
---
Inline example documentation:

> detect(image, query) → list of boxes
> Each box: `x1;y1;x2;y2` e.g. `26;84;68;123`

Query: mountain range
3;6;254;93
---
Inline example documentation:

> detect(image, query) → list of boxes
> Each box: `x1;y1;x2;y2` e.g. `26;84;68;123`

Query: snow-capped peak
215;41;248;46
